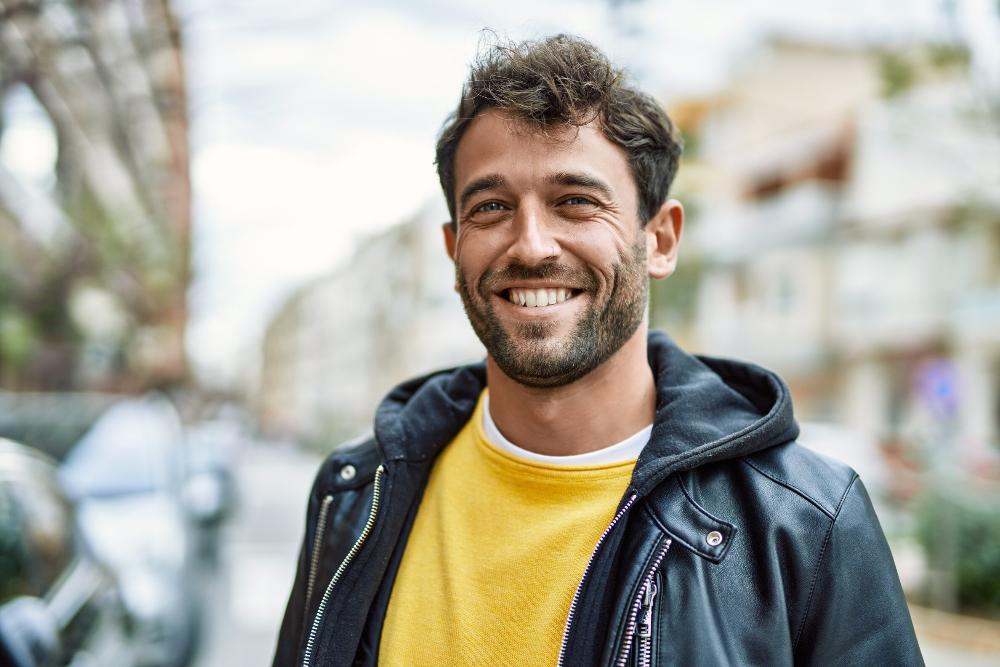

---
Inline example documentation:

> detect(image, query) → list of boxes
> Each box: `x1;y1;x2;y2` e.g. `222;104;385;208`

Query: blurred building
258;201;483;445
0;0;190;391
259;36;999;467
670;38;999;474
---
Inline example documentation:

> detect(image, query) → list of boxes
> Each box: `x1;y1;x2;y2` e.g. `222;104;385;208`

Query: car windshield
59;398;184;499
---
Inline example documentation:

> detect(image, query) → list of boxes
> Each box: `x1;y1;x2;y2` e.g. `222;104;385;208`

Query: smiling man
274;35;922;666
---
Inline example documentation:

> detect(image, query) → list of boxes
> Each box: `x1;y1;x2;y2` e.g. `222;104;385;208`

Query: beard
456;239;649;388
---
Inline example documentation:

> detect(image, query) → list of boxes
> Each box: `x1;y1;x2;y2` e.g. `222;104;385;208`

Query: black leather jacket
274;333;923;666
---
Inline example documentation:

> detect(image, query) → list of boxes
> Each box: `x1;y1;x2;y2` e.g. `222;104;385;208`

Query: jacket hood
373;331;799;496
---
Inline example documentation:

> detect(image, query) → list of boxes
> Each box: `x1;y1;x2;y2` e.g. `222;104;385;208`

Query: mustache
477;262;598;296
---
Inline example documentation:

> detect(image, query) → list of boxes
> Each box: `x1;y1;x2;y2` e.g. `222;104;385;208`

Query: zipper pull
636;579;658;638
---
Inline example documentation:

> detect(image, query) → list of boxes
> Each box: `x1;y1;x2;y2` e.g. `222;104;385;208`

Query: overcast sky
173;0;984;388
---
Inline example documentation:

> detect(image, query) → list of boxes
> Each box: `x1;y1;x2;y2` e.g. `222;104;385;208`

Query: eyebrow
457;171;615;211
459;174;506;211
546;171;614;199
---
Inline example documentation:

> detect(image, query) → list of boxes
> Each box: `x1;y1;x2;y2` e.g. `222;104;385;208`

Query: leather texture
273;332;923;666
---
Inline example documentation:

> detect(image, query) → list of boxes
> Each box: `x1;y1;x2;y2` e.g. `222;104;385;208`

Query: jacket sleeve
272;536;310;667
793;476;924;666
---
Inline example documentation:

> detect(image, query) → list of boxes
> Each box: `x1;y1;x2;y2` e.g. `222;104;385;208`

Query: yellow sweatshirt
379;392;636;666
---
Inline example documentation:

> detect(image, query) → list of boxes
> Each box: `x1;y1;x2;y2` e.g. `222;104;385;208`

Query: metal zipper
304;495;334;615
636;578;659;667
302;464;385;667
557;493;638;667
614;538;672;667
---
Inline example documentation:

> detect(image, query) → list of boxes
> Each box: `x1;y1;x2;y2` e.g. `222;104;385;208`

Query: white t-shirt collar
482;393;651;466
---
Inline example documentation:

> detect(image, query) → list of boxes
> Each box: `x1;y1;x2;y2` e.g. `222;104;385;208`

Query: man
274;35;923;666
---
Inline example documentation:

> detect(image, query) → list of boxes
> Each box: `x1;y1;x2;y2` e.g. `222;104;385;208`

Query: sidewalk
193;442;320;667
912;604;1000;666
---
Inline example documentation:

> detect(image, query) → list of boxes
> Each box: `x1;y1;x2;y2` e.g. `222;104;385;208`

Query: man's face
446;109;653;388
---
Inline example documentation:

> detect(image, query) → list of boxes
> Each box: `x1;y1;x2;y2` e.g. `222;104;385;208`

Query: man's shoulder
740;440;860;520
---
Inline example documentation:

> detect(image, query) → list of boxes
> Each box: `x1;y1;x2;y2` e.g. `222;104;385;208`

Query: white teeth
506;287;575;308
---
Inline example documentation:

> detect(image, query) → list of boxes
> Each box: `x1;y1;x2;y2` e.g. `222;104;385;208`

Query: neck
486;325;656;456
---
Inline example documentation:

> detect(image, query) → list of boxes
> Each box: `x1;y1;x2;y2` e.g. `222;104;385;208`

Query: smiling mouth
502;287;581;308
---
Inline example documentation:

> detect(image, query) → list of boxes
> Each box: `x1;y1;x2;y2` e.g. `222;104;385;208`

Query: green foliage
680;131;699;160
916;481;1000;614
0;311;37;365
927;44;970;69
879;51;915;98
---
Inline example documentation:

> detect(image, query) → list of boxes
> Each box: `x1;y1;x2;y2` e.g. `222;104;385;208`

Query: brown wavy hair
435;33;683;227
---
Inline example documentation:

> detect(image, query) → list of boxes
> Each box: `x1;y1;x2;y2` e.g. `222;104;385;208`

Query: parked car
0;437;133;666
58;395;202;667
0;391;221;667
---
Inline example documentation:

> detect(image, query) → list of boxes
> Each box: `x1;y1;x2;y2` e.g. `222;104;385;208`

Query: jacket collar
373;331;799;495
633;332;799;495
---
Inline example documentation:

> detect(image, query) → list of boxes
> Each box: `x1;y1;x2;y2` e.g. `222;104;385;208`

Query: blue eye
474;201;506;213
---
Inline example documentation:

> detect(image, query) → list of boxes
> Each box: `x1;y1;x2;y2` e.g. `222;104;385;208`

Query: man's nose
506;203;560;265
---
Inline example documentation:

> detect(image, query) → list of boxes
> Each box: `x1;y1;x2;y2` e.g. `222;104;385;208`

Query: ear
442;222;460;291
442;221;457;261
645;199;683;280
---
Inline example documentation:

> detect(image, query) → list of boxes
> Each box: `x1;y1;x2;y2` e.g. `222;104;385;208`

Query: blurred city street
192;442;318;667
1;0;998;664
